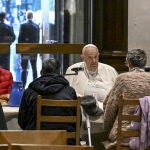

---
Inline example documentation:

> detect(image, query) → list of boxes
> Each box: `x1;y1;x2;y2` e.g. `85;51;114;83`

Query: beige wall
128;0;150;66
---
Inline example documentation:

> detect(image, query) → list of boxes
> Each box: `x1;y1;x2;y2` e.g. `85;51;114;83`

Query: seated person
0;67;13;104
103;49;150;149
65;44;118;149
18;58;77;145
65;43;118;101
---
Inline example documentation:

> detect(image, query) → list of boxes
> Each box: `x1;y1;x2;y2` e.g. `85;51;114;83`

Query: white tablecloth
2;106;21;130
2;102;104;132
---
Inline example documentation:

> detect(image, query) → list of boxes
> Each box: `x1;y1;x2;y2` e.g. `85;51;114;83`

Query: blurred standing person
0;12;16;70
18;10;40;88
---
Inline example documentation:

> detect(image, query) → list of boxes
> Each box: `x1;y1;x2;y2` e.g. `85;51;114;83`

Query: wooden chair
36;95;81;145
0;130;67;145
116;95;141;150
9;144;94;150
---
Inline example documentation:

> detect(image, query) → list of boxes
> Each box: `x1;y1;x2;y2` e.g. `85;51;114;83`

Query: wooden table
2;106;21;130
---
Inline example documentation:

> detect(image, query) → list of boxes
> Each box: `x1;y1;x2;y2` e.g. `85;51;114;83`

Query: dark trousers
21;54;37;88
0;104;7;130
0;54;10;70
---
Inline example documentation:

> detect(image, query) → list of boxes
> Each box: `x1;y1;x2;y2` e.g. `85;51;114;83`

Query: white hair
82;44;99;54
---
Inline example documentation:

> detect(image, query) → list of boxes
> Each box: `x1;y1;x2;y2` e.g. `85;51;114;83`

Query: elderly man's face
81;47;99;71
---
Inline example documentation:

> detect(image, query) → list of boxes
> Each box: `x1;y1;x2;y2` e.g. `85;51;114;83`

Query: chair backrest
116;95;140;150
9;144;94;150
0;130;67;145
36;95;81;145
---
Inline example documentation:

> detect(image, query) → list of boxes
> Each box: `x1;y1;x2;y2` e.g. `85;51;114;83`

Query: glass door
1;0;86;85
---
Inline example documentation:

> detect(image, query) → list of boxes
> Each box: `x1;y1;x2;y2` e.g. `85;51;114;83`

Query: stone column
128;0;150;66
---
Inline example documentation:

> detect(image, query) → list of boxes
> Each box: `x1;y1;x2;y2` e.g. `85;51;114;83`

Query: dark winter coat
0;21;16;43
18;74;77;144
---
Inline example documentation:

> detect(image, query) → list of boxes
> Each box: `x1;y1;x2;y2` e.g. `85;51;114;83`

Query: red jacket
0;67;13;95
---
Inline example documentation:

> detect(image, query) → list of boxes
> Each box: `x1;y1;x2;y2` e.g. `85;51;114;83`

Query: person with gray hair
18;10;40;88
103;49;150;149
65;44;118;149
125;48;147;71
65;44;118;101
18;58;77;145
